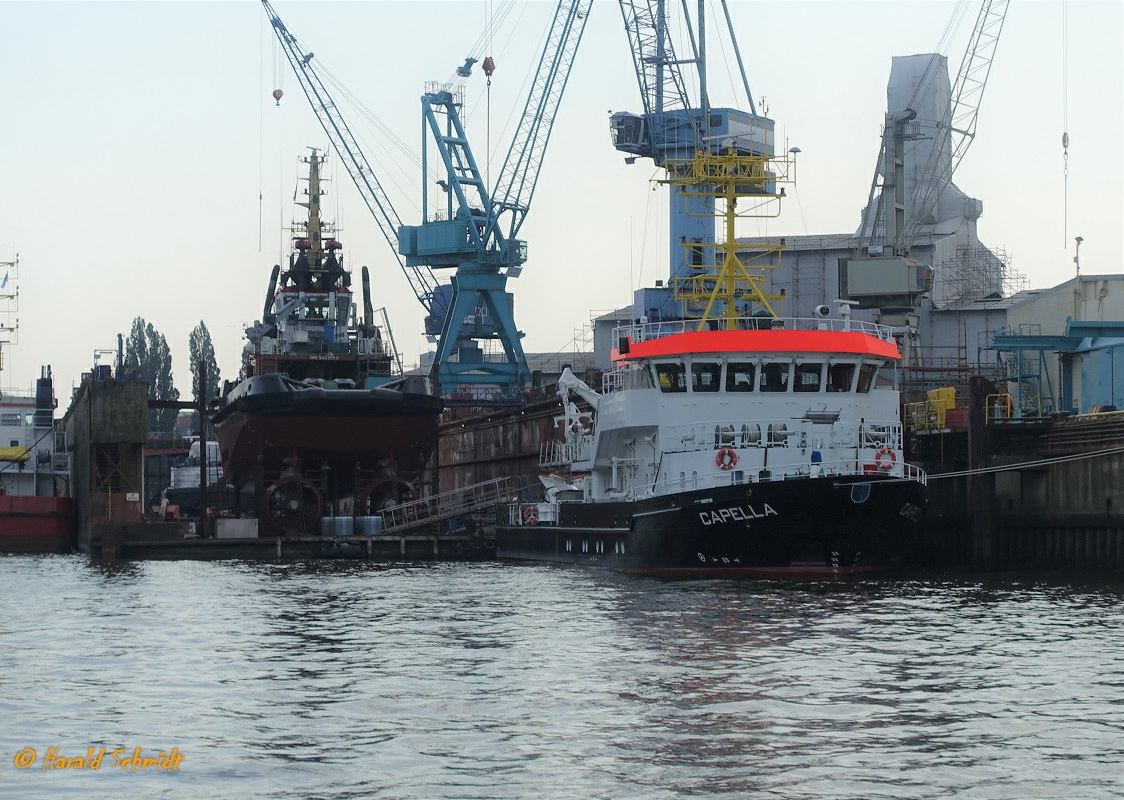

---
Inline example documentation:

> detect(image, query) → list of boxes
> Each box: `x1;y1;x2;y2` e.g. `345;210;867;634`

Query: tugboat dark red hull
213;374;442;477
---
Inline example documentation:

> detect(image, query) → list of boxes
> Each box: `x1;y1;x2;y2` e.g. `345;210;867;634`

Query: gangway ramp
381;476;526;535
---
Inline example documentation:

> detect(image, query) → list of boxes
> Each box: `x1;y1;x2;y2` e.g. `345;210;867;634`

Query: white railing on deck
661;418;903;454
601;370;623;394
541;436;593;467
615;316;895;344
635;456;925;500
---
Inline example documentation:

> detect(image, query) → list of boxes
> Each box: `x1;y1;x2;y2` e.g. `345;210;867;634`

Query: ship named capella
696;501;779;526
496;304;927;577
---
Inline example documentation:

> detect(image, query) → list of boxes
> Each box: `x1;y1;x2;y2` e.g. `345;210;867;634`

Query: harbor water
2;557;1123;799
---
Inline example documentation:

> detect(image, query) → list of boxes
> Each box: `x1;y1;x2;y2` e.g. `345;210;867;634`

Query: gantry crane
263;0;591;402
399;0;592;398
611;0;785;324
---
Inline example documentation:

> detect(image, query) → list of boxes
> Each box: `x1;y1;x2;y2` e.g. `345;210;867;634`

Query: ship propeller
263;477;324;534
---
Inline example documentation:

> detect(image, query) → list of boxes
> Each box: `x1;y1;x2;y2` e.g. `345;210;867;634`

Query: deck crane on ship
262;0;593;405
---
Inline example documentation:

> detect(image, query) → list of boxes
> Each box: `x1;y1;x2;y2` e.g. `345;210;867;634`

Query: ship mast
298;148;325;263
658;147;795;329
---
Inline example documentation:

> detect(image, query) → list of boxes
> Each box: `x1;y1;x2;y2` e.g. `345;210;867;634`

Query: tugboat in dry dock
496;145;926;576
211;150;442;535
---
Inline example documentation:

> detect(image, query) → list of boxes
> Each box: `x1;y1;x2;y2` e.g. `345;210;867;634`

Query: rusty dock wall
62;374;151;555
437;396;562;494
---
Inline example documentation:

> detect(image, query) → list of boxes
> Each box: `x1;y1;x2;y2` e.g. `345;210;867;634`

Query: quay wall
920;451;1124;573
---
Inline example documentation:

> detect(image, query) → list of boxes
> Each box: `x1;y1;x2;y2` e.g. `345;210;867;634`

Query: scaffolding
937;244;1024;305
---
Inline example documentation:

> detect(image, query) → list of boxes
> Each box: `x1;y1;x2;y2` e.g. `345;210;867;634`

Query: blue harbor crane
263;0;592;403
611;0;775;322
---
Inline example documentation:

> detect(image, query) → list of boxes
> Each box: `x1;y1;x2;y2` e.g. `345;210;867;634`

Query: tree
188;321;222;436
188;321;221;399
122;316;180;434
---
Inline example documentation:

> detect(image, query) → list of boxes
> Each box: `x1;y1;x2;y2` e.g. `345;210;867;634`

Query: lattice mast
659;148;795;329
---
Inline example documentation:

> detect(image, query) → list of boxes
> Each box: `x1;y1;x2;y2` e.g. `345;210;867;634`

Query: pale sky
1;0;1120;399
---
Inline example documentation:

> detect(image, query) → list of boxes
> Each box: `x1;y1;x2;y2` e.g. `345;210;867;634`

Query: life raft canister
874;447;897;470
716;448;738;470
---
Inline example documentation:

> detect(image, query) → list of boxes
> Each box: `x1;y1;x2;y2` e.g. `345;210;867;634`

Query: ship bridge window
828;362;856;392
794;363;823;393
655;363;687;393
302;298;331;320
691;362;721;392
726;362;756;392
759;361;791;392
857;363;879;393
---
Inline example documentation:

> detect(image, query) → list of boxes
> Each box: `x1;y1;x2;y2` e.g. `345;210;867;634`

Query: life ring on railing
715;448;738;470
874;448;896;470
522;505;539;525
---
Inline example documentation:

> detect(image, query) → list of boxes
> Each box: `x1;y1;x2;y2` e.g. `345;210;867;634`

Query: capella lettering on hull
699;504;778;526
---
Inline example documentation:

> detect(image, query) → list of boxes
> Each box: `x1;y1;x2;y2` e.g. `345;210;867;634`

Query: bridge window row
654;359;880;394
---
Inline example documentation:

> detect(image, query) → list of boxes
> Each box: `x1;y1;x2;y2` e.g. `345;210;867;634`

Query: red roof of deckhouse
618;329;902;362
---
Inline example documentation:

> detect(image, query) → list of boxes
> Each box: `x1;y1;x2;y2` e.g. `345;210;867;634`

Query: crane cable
925;444;1124;481
259;20;264;252
1062;0;1070;245
486;0;493;190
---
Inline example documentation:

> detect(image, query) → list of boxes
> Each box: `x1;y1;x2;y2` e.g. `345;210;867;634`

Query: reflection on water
2;557;1124;799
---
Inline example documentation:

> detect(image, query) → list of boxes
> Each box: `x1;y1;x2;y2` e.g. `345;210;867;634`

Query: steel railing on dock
381;476;524;534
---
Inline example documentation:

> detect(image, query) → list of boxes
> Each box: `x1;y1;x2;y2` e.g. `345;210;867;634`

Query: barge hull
0;497;74;554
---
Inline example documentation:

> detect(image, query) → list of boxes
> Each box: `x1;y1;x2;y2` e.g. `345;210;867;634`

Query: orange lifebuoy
522;505;539;525
875;447;896;470
716;448;738;470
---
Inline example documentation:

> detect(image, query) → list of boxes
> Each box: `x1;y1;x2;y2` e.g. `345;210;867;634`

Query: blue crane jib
398;90;526;272
396;87;530;393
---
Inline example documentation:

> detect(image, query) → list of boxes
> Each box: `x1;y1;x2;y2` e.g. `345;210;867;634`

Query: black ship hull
496;476;925;577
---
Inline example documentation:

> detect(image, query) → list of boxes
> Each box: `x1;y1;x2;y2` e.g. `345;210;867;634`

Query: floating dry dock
62;372;510;562
88;525;495;562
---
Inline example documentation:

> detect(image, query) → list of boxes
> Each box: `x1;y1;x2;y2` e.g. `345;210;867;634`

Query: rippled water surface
2;556;1123;799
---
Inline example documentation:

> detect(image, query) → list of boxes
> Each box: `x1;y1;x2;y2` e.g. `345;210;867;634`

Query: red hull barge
0;496;73;554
